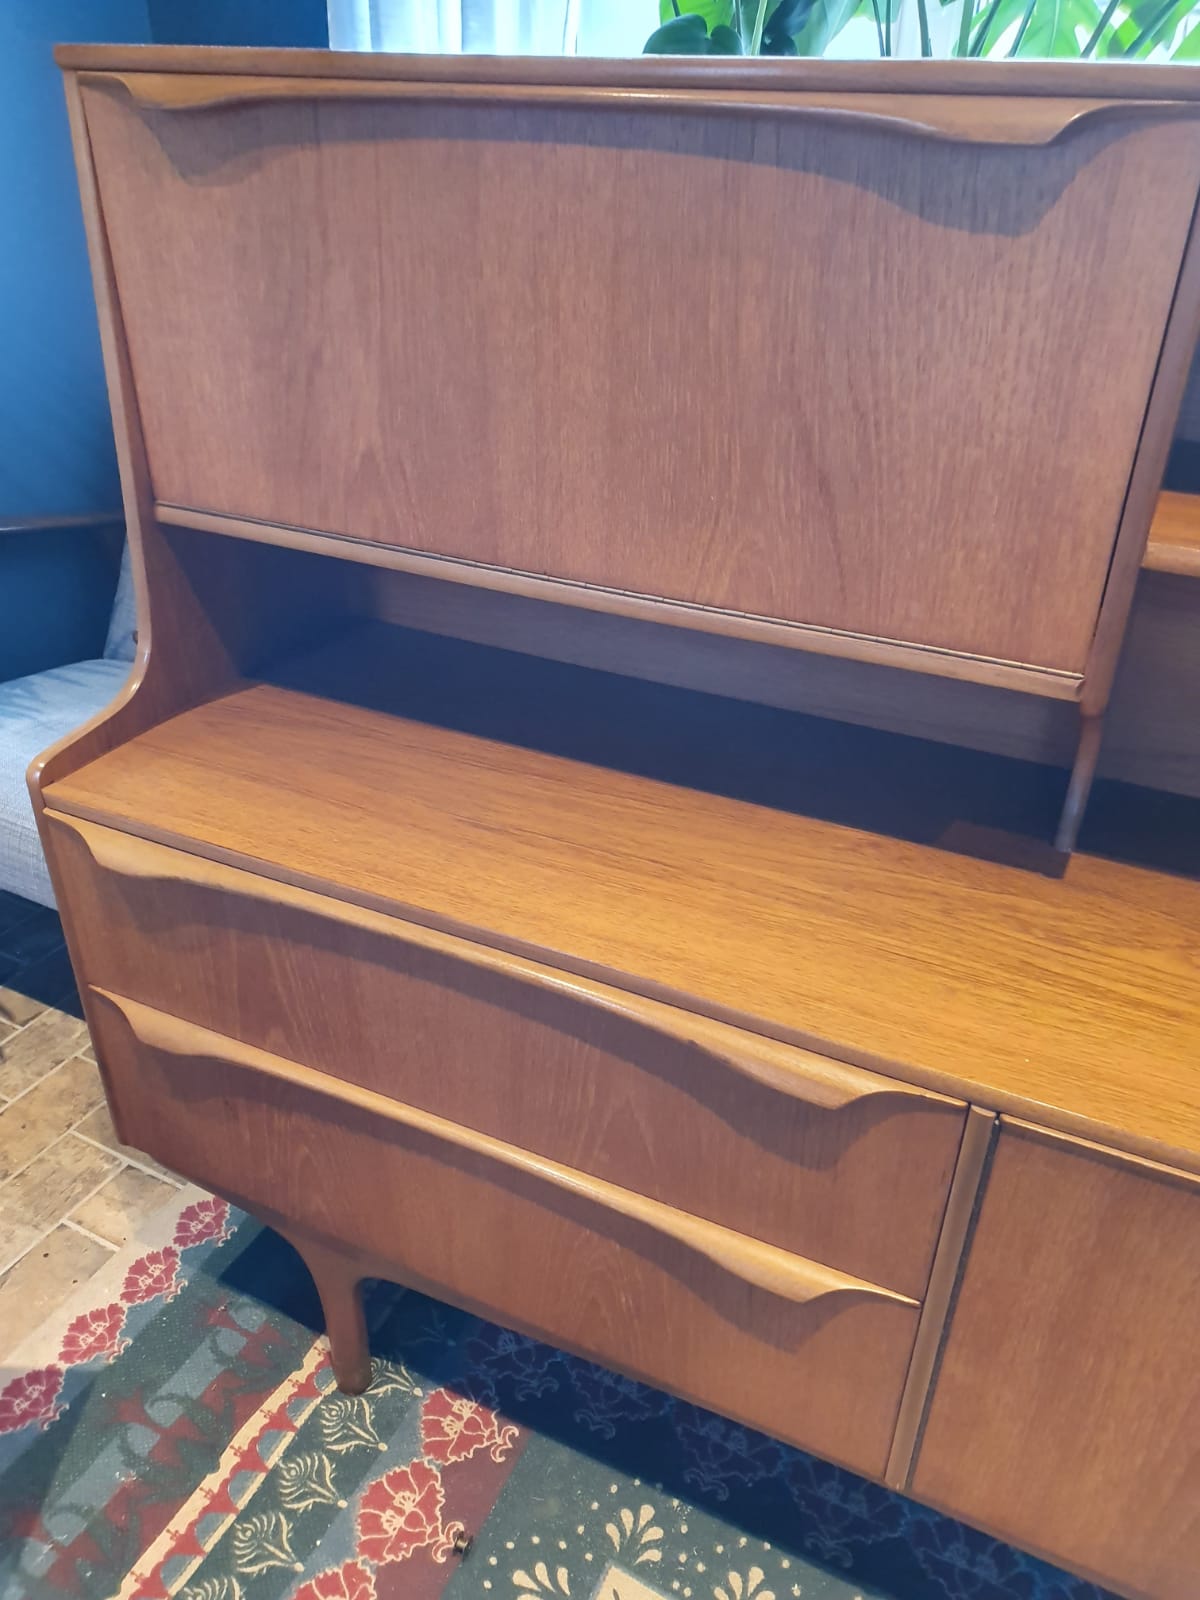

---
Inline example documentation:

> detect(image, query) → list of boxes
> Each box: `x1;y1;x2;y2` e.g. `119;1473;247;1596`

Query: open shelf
1145;489;1200;577
43;620;1200;1160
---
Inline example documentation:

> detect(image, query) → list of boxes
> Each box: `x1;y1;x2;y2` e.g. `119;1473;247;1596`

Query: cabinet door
80;79;1200;673
912;1120;1200;1600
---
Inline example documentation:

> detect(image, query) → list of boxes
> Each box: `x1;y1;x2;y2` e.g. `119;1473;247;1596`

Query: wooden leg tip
330;1347;373;1394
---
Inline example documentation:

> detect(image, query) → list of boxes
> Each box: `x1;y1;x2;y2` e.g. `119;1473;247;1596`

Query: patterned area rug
0;1207;1116;1600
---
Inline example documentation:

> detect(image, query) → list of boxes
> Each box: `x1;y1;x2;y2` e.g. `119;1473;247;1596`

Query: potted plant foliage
644;0;1200;58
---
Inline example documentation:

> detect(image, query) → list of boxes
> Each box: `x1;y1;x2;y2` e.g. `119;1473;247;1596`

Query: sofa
0;525;133;907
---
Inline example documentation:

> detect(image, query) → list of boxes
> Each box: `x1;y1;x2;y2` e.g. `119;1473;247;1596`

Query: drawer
49;811;965;1300
90;987;921;1481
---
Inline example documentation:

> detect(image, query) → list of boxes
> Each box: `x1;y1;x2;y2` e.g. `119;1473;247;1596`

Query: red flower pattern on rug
421;1387;519;1465
121;1246;182;1305
293;1558;377;1600
173;1197;231;1250
58;1303;129;1365
356;1459;463;1565
0;1365;65;1434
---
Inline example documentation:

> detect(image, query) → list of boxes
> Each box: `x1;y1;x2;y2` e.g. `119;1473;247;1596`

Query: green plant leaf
1120;0;1193;52
766;0;818;28
748;0;772;48
791;0;864;53
1005;0;1095;54
1080;0;1123;52
1173;16;1200;52
709;21;747;46
658;0;734;26
644;12;717;50
968;0;1007;52
955;0;975;54
917;0;934;50
762;0;813;49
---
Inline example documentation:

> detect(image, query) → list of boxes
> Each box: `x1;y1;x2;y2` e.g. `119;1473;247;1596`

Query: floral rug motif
0;1214;1118;1600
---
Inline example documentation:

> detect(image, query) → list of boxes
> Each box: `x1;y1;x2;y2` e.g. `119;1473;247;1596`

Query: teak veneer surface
76;60;1200;674
1146;488;1200;577
44;625;1200;1169
913;1121;1200;1599
50;45;1200;96
91;988;921;1481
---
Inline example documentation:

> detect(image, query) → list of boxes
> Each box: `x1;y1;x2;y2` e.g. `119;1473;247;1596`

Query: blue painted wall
0;2;327;524
148;0;327;47
0;2;151;519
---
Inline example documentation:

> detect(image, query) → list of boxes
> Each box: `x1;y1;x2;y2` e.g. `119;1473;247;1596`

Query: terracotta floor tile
0;1009;91;1096
71;1165;178;1248
74;1100;182;1184
0;1055;107;1182
0;1222;114;1358
0;975;49;1030
0;1135;119;1262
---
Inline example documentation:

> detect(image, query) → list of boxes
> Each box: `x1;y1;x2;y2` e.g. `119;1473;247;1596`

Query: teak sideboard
40;47;1200;1600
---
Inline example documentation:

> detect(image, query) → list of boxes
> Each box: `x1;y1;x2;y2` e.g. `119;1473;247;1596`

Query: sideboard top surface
43;626;1200;1173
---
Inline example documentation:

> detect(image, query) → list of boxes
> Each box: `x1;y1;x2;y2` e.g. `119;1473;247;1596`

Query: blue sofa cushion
0;658;129;908
103;543;137;663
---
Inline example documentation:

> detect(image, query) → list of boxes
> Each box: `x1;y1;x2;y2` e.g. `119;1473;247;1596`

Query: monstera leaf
645;10;744;50
646;0;860;53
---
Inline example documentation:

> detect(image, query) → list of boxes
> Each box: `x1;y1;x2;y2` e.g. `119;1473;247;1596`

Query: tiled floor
0;887;184;1358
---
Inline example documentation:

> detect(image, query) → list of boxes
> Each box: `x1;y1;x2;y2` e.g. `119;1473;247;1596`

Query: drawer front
90;988;920;1481
912;1121;1200;1600
51;812;965;1300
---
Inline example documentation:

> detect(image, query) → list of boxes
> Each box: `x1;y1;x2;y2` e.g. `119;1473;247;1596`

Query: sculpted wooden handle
54;811;953;1117
76;68;1193;147
95;988;915;1312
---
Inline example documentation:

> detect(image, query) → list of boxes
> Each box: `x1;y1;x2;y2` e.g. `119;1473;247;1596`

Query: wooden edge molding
155;504;1083;699
48;810;958;1117
884;1106;996;1489
53;45;1200;103
70;69;1195;147
25;76;167;803
1082;187;1200;715
1144;489;1200;577
93;985;918;1313
1000;1116;1200;1192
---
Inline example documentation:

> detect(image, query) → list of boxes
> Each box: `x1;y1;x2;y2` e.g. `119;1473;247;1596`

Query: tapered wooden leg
1054;711;1104;855
290;1233;372;1393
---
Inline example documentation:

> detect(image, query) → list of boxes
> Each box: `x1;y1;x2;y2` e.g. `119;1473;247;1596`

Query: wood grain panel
90;988;920;1481
43;624;1200;1170
81;83;1200;671
49;47;1200;103
47;811;963;1299
913;1121;1200;1599
1146;488;1200;577
73;72;1161;147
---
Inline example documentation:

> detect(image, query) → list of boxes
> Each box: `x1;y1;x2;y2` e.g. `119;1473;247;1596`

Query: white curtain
327;0;654;55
